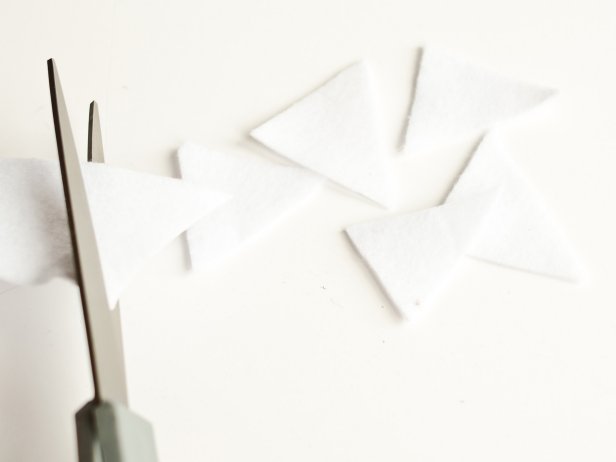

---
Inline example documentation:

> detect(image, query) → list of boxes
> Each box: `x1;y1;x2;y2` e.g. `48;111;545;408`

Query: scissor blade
88;101;105;163
48;59;128;405
86;100;128;405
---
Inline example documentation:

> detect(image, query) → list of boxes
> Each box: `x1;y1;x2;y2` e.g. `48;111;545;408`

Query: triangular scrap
251;61;394;208
345;192;497;318
178;142;323;270
403;47;556;154
446;133;584;282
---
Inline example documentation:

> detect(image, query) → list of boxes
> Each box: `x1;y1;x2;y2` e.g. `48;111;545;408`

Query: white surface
178;142;322;271
0;157;228;305
0;1;615;461
403;47;556;154
446;133;585;282
251;61;393;208
346;192;497;318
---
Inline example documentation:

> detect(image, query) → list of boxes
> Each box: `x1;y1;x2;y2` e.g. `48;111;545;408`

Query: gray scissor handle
76;400;158;462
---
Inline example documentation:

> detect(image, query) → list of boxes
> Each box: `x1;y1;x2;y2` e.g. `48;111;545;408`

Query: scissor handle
76;400;158;462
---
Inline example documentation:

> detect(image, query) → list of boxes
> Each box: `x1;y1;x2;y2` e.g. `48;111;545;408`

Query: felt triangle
251;62;394;208
345;193;497;318
178;142;323;270
0;158;229;305
446;133;584;282
404;47;556;154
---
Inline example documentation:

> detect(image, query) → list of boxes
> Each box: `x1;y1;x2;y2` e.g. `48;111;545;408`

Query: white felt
0;158;229;305
251;62;394;208
345;193;497;318
178;142;323;270
446;133;584;282
403;47;556;154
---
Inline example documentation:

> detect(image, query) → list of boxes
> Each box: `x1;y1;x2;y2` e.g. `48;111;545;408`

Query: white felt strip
345;192;498;318
251;61;394;208
403;47;556;154
0;158;229;305
178;142;323;270
446;133;584;282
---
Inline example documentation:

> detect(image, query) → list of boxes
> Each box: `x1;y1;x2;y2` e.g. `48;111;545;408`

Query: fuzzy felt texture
403;47;556;154
345;192;498;319
446;133;584;282
178;143;323;270
251;61;394;208
0;158;229;305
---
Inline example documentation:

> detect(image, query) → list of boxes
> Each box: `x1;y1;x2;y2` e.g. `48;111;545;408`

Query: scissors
47;59;158;462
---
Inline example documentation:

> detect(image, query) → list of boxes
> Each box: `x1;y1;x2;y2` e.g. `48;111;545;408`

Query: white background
1;0;615;460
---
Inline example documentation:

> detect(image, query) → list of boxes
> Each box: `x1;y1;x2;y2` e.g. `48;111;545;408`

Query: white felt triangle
251;62;394;208
446;133;584;282
404;47;556;154
178;142;323;270
345;193;497;318
0;158;229;305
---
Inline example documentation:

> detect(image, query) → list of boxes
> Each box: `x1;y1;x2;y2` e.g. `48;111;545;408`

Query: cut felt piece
251;61;394;208
345;193;498;318
403;47;556;154
177;142;323;270
446;133;584;282
0;158;229;305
